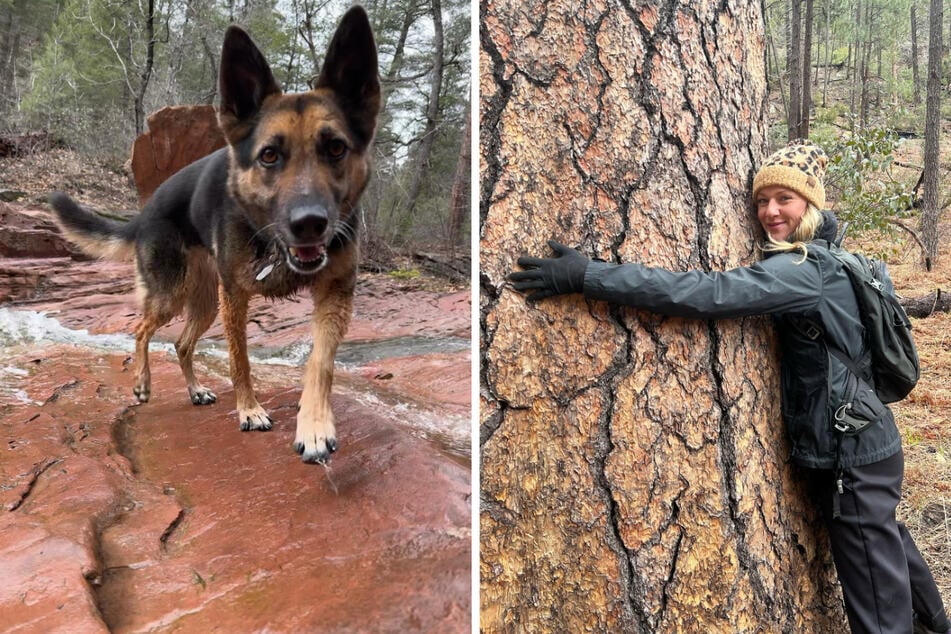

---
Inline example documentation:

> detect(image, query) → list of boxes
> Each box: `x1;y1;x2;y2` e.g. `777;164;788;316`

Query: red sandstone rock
0;194;472;631
0;343;470;632
0;203;76;259
129;105;226;205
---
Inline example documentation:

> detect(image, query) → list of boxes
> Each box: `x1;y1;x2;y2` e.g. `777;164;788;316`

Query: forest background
0;0;471;267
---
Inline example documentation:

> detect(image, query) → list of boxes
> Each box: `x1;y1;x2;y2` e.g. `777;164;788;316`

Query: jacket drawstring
833;432;844;519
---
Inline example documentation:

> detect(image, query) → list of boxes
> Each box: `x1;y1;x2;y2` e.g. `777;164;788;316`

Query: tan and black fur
49;7;380;464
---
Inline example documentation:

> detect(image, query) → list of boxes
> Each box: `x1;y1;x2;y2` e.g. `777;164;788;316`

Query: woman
510;140;949;634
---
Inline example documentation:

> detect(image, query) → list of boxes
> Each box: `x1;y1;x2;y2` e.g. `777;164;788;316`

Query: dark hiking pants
805;450;949;634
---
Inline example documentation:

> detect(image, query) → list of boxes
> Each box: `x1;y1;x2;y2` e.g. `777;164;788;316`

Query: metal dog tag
255;264;275;281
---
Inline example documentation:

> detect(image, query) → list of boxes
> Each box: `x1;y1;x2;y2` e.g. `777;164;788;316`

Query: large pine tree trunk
480;1;845;631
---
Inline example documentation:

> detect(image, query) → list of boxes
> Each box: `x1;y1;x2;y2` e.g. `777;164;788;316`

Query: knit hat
752;139;828;210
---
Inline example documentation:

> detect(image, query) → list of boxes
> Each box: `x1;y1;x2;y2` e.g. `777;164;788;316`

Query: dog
49;6;380;464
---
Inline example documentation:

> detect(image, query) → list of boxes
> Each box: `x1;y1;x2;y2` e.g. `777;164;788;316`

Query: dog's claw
189;388;217;406
301;447;330;464
238;407;272;431
294;435;336;464
133;387;150;403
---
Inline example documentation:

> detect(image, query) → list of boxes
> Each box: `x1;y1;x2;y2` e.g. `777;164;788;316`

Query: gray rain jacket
581;215;901;470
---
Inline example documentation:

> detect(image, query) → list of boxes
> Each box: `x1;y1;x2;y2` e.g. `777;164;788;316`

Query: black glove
509;240;589;302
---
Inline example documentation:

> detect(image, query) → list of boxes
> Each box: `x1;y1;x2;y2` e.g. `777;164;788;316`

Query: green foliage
823;128;915;234
388;268;421;280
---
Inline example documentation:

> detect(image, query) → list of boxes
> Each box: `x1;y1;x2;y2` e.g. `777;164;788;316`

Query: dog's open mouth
287;244;328;273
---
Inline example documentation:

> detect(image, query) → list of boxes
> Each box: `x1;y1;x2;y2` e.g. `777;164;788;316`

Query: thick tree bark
480;1;845;631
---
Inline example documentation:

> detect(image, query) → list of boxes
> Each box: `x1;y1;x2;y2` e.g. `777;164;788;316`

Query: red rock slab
0;351;143;633
12;260;469;350
130;105;226;205
0;345;471;633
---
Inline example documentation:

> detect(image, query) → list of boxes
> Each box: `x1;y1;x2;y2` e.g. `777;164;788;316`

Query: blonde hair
759;204;823;263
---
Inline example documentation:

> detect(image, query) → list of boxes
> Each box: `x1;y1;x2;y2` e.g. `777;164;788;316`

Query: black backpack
819;242;920;404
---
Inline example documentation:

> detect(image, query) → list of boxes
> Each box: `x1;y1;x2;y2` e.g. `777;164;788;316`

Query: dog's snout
288;206;329;242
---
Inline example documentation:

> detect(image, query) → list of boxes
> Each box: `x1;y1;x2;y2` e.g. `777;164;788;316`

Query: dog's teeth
289;247;298;257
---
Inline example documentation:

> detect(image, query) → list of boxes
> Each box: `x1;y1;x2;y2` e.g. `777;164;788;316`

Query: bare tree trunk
788;0;803;140
823;1;832;107
404;0;443;216
480;0;845;631
133;0;156;136
447;106;469;253
849;0;862;128
0;6;21;110
920;0;943;268
800;0;814;138
912;4;922;104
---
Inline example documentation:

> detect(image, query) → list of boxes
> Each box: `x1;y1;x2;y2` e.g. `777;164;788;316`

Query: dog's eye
258;147;281;167
325;139;348;162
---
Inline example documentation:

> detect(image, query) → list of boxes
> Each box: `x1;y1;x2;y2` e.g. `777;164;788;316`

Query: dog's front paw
133;384;150;403
188;386;217;405
293;418;337;464
238;405;273;431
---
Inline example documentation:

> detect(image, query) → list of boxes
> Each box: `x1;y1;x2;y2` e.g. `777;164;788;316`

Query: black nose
288;206;329;242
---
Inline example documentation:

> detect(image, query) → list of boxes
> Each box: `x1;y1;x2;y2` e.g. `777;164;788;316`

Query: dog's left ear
218;26;282;144
315;6;381;149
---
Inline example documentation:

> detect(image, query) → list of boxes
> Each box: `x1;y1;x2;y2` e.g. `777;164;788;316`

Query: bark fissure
594;397;650;632
478;8;513;228
658;506;684;621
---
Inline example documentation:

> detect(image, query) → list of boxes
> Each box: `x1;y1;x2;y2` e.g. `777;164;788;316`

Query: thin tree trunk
381;0;419;112
0;6;21;108
800;0;814;138
133;0;156;136
447;106;470;253
850;0;862;128
823;1;832;107
912;4;922;104
481;0;844;630
920;0;943;268
788;0;803;140
404;0;443;217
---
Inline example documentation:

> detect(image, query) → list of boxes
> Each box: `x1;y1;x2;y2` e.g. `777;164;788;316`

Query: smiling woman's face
755;186;808;241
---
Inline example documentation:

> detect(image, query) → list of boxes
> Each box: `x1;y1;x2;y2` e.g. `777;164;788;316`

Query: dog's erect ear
315;6;381;148
218;26;282;143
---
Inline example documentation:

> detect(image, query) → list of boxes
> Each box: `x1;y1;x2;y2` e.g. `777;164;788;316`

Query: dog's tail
49;192;138;261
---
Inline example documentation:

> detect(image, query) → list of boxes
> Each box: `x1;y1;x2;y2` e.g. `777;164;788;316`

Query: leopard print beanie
752;139;828;210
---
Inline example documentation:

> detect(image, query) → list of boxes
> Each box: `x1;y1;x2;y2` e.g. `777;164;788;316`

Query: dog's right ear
218;26;282;144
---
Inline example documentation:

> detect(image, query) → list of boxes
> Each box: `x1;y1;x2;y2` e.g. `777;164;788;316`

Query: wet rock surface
0;202;471;632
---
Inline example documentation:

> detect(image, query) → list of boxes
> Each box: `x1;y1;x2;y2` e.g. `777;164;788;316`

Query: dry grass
0;148;138;212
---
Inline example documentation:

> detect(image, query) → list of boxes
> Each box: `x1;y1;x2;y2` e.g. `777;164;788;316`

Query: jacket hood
815;210;839;244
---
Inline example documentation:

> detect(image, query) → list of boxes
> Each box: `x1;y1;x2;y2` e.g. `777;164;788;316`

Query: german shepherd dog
49;7;380;464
